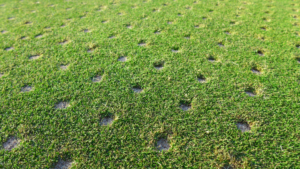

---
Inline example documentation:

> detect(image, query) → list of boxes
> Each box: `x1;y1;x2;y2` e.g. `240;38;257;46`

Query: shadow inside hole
208;56;216;62
197;75;206;83
245;89;256;97
251;67;260;74
154;62;164;70
132;86;143;93
257;50;264;56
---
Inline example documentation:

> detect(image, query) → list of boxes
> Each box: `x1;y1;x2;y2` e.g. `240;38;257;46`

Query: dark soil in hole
156;138;170;151
154;62;164;70
5;47;14;51
230;21;235;25
171;47;179;53
222;164;234;169
257;50;264;56
236;122;251;132
132;86;143;93
154;30;160;34
218;42;224;47
202;17;207;20
261;27;266;30
138;40;146;46
197;75;206;83
208;56;216;62
296;44;300;48
225;31;231;35
251;68;260;74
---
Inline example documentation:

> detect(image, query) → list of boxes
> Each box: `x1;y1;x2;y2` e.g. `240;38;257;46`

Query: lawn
0;0;300;168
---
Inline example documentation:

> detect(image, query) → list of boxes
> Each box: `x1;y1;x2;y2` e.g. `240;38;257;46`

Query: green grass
0;0;300;168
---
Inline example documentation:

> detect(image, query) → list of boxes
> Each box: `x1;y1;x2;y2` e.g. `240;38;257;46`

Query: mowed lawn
0;0;300;168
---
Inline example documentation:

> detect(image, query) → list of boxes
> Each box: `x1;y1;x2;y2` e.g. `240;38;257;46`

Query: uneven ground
0;0;300;168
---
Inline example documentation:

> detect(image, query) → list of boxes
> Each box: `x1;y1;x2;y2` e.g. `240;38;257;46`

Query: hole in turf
80;15;86;19
4;47;14;51
178;13;182;16
208;55;216;62
102;20;108;23
251;67;261;74
35;34;43;38
1;30;7;34
163;3;168;6
29;54;40;60
24;21;32;25
132;85;143;93
138;40;146;46
60;64;69;70
260;26;267;31
118;56;127;62
208;9;214;12
184;34;190;39
83;29;90;33
202;17;207;20
100;115;114;126
59;40;68;45
218;42;224;47
3;137;20;151
87;48;94;53
152;8;158;12
117;12;123;15
60;24;66;28
171;47;179;53
154;61;164;70
230;21;236;25
20;36;27;40
222;164;234;169
125;24;132;29
197;74;206;83
8;17;15;20
167;21;173;24
236;121;251;132
154;30;161;34
224;31;231;35
44;26;51;30
265;11;270;14
55;102;70;109
53;160;74;169
157;138;170;151
186;6;191;10
245;88;256;97
0;73;3;78
180;101;191;111
21;86;33;92
92;75;102;83
257;50;264;56
108;34;115;39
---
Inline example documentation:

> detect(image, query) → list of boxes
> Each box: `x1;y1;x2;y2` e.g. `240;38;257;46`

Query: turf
0;0;300;168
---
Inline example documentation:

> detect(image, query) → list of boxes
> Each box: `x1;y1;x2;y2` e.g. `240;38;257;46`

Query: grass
0;0;300;168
